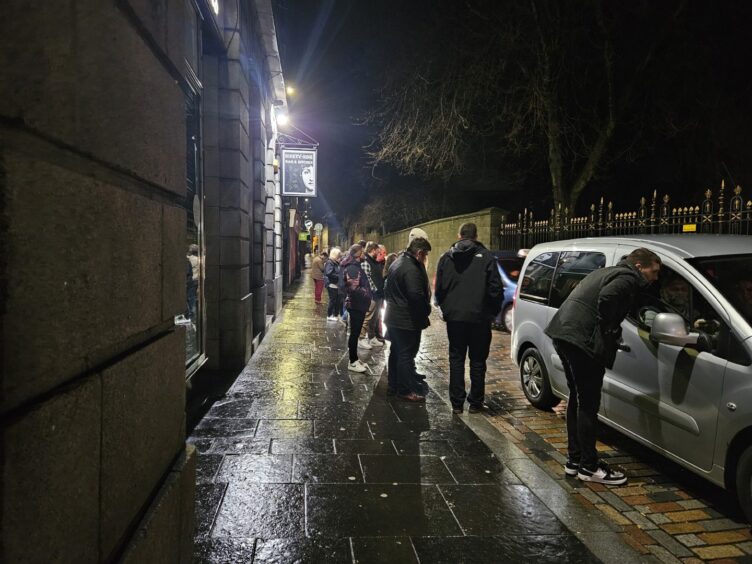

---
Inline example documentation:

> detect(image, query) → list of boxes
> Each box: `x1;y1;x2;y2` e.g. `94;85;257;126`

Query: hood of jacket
615;259;651;289
447;239;485;271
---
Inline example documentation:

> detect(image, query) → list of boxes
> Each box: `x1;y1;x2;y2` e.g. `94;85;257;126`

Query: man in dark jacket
384;237;432;401
545;247;661;486
435;223;503;414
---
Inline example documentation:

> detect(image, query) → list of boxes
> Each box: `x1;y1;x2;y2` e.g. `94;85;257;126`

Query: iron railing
500;181;752;250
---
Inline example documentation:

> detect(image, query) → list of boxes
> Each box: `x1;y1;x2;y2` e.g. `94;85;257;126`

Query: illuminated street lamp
277;112;290;126
286;85;296;96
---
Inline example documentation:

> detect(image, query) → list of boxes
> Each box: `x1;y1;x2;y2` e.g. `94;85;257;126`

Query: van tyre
735;444;752;523
520;347;560;410
501;305;514;332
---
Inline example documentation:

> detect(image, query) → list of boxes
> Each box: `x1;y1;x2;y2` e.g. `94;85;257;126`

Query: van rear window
519;252;559;304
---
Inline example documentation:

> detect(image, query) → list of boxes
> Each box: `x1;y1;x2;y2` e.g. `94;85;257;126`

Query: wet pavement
418;325;752;563
190;275;607;563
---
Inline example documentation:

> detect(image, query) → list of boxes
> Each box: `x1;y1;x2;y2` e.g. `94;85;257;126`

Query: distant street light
286;85;296;96
277;113;290;126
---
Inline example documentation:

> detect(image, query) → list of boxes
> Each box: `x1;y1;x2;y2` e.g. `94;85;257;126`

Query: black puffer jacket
384;252;431;330
364;254;385;299
545;260;649;368
434;239;503;323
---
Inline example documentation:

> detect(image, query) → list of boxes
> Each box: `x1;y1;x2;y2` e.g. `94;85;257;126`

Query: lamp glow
277;113;290;126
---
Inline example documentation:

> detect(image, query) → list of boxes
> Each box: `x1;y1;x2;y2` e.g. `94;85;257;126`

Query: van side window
628;267;750;364
549;251;606;308
519;252;559;304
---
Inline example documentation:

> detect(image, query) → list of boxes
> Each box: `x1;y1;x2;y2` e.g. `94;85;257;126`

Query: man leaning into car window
545;248;661;486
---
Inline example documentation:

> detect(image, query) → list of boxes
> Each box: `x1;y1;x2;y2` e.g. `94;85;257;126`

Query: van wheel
735;445;752;523
520;348;560;410
501;305;514;332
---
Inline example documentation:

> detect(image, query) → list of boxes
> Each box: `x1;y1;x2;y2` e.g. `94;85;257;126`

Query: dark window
175;93;204;371
519;252;559;304
549;251;606;308
497;257;524;283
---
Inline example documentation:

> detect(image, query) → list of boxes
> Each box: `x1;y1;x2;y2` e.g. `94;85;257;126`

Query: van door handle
617;343;631;352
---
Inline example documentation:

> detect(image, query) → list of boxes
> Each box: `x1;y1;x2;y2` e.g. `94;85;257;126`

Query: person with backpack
324;247;343;321
339;244;372;372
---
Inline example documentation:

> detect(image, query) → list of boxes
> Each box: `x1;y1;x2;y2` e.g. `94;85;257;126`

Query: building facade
1;0;286;560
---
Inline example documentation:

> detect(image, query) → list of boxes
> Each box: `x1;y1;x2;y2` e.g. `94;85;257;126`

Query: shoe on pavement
358;338;373;350
577;462;627;486
468;404;486;414
397;392;425;403
452;407;463;415
564;460;579;477
348;360;368;373
326;316;337;321
369;337;384;348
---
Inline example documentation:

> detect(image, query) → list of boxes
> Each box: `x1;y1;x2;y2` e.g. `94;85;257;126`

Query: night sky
273;1;752;234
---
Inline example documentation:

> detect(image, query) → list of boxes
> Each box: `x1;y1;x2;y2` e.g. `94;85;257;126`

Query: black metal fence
500;181;752;250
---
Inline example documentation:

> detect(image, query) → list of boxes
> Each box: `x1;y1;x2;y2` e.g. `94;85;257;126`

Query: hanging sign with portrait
281;148;317;197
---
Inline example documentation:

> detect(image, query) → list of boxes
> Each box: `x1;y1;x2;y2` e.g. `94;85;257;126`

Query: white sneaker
369;337;384;348
326;316;337;321
358;338;373;350
577;462;627;486
348;360;367;373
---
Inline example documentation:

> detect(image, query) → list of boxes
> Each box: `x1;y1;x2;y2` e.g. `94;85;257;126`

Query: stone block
202;54;219;88
120;444;196;564
0;1;78;140
219;89;250;126
205;265;220;304
220;179;242;209
220;208;243;237
2;377;101;563
163;203;187;321
128;0;167;46
100;331;186;560
206;301;220;340
220;298;243;334
204;146;220;177
206;235;220;267
220;267;250;300
204;111;219;148
205;206;220;237
204;176;220;207
220;238;250;267
2;153;162;411
220;148;242;180
206;338;221;370
219;118;243;151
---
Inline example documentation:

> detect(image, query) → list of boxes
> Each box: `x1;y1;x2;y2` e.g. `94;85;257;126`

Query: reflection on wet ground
191;277;599;563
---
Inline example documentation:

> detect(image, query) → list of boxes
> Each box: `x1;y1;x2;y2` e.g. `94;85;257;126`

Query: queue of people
309;222;503;408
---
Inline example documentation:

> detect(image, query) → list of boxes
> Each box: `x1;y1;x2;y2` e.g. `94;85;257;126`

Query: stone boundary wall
378;208;506;282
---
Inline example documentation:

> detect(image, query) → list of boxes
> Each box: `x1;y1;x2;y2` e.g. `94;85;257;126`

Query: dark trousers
553;340;606;470
447;321;492;408
327;287;341;317
347;308;367;363
388;327;421;394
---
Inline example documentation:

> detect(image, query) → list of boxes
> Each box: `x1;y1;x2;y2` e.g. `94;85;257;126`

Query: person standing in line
340;245;372;373
545;248;661;486
384;237;432;401
324;247;343;321
360;241;385;350
435;223;503;415
311;250;327;303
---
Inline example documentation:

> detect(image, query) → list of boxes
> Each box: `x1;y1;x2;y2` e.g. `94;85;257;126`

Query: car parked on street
511;235;752;519
490;250;526;332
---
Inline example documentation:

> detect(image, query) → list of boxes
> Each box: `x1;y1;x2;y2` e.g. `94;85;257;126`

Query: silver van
511;235;752;517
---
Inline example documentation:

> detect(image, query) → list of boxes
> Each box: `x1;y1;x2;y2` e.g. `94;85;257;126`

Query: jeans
447;321;492;408
388;327;421;395
553;339;606;470
314;279;324;302
347;308;367;363
327;287;341;317
367;297;383;339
